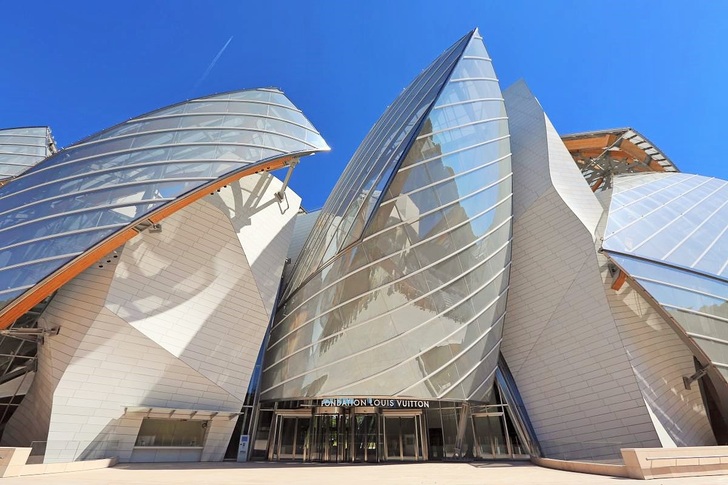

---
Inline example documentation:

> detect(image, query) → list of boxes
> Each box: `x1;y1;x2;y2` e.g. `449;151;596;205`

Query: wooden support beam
611;270;627;291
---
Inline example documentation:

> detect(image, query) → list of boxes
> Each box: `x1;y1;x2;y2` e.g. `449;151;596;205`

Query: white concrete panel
502;81;663;460
205;174;301;316
603;254;716;447
3;177;297;464
544;115;603;240
107;199;268;401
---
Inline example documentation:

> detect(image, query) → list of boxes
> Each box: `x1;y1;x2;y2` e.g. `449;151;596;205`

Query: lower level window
135;418;208;447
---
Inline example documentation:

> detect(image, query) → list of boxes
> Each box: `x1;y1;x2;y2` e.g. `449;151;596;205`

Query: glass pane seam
415;117;508;141
124;112;320;135
185;98;304;113
630;275;727;303
0;178;211;220
0;152;42;158
606;174;708;239
74;124;319;151
661;303;728;324
461;55;492;61
361;173;512;244
448;77;499;83
686;332;728;347
625;178;725;253
0;158;250;203
432;97;503;111
6;142;287;185
0;161;37;167
267;237;511;366
0;222;134;253
0;252;80;275
272;203;512;332
381;153;511;203
663;184;728;261
465;366;499;401
436;337;503;399
396;308;507;395
0;285;33;296
263;269;510;394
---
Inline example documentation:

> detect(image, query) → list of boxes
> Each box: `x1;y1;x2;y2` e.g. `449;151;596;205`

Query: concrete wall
2;174;299;463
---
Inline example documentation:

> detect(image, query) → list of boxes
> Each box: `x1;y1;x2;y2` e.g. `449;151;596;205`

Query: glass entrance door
310;413;344;462
271;414;310;461
351;413;378;462
472;412;510;459
382;414;425;461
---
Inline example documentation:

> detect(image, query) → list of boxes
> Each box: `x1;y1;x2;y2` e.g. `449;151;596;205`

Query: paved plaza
2;462;727;485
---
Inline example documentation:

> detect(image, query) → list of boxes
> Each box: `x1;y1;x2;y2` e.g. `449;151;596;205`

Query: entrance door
310;413;344;462
472;413;510;459
383;414;424;461
270;415;311;461
351;413;378;462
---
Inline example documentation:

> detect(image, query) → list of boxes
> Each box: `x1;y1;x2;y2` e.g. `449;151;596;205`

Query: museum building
0;29;725;465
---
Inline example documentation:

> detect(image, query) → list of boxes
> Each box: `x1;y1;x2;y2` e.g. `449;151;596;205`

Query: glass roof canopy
0;127;57;182
0;88;329;327
603;172;728;382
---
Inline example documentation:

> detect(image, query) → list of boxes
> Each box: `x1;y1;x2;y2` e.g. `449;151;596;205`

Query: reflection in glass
0;88;329;311
262;30;512;402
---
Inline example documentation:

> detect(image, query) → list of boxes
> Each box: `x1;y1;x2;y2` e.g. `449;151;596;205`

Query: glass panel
385;417;401;459
135;418;207;447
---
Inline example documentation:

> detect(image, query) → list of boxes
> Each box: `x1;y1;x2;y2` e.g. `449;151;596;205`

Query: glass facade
0;88;329;312
610;254;728;381
262;29;512;402
0;127;56;181
604;173;728;381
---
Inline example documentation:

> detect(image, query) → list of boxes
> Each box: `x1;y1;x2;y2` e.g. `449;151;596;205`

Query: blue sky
2;1;726;209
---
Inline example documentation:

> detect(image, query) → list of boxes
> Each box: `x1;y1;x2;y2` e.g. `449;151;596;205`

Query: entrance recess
268;409;312;461
382;410;426;461
265;399;532;462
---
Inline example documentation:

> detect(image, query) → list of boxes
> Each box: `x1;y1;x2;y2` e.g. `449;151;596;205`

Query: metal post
275;159;299;201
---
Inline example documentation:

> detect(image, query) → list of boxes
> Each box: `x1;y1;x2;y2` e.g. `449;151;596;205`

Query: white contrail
192;36;234;92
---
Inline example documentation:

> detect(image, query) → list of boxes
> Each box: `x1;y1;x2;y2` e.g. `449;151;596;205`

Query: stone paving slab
2;461;727;485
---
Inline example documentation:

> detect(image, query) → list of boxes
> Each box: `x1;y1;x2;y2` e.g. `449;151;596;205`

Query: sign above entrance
320;398;430;408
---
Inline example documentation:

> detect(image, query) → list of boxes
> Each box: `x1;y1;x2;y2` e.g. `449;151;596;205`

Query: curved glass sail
0;127;56;181
0;88;329;316
261;30;512;402
604;172;728;381
604;172;728;278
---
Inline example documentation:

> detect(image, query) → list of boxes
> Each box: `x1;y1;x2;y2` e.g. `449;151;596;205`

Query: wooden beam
563;134;617;152
611;270;627;291
617;139;650;164
0;154;298;329
591;178;604;192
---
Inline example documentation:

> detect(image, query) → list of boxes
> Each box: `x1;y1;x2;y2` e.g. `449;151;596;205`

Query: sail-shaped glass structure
261;29;512;402
604;172;728;381
0;88;329;324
